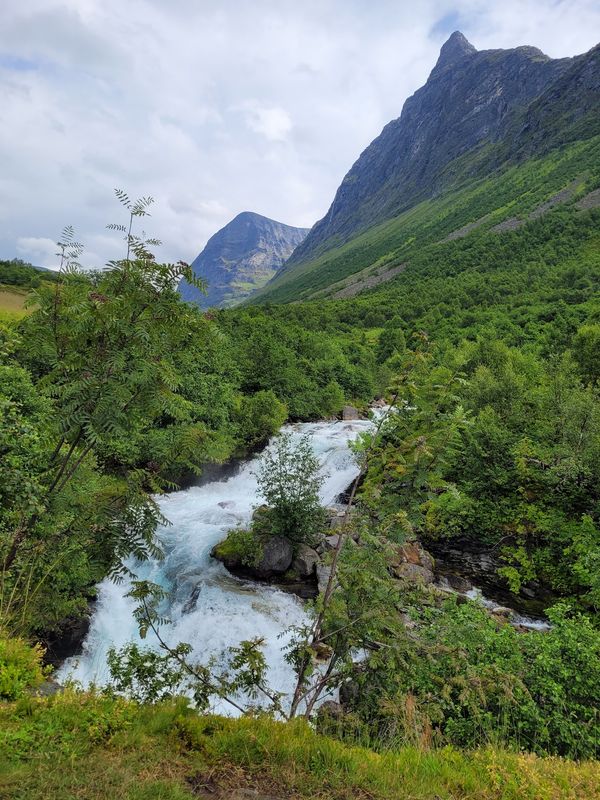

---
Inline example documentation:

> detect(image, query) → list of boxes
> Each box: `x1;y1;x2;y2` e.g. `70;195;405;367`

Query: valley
1;22;599;800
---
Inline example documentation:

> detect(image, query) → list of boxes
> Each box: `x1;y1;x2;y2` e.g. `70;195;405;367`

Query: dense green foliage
328;593;600;758
217;307;376;418
0;635;47;700
353;338;600;605
0;259;57;290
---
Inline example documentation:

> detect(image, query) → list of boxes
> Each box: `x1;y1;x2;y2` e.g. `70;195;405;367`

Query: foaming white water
465;587;551;631
58;417;376;713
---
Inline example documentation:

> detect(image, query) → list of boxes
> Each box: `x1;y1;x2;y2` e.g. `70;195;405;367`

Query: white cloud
244;104;293;142
0;1;598;269
16;237;60;268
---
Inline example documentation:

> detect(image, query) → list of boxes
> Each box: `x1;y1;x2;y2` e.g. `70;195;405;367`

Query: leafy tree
255;433;325;546
573;324;600;385
233;389;287;452
376;316;406;363
0;194;216;632
359;345;470;540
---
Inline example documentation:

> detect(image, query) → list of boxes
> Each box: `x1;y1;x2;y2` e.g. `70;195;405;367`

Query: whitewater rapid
58;417;376;713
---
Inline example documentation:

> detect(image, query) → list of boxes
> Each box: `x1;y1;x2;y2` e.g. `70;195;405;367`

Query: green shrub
214;527;264;567
233;389;287;451
0;636;47;700
256;433;326;546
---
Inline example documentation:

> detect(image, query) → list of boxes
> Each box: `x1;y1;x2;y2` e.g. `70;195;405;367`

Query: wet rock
342;405;360;420
255;536;293;577
42;606;94;667
213;536;317;600
183;583;202;613
292;544;319;578
218;500;235;509
442;572;473;593
277;575;318;600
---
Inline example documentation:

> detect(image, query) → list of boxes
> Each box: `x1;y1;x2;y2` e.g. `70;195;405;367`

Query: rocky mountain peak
179;213;309;309
283;33;579;270
434;30;477;71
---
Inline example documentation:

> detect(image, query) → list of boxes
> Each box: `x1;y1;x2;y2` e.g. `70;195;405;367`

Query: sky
1;0;599;269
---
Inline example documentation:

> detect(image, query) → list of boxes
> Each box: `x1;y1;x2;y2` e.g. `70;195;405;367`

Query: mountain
287;32;571;264
256;33;599;303
179;212;309;308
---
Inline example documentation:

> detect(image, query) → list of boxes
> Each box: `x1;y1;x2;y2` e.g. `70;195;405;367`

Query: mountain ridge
254;32;599;305
281;31;575;272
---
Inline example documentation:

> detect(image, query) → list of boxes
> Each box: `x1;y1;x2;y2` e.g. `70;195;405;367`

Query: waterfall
58;417;376;713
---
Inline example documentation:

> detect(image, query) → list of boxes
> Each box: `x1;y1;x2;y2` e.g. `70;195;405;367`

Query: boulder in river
292;544;320;578
255;536;293;577
342;405;360;420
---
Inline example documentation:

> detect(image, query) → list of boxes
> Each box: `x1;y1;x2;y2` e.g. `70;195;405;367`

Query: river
57;417;376;712
58;413;549;710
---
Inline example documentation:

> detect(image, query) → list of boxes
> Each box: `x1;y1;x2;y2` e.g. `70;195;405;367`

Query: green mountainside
254;35;600;304
252;137;600;303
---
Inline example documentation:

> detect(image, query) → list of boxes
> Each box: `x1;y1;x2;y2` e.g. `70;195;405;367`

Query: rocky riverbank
212;505;552;632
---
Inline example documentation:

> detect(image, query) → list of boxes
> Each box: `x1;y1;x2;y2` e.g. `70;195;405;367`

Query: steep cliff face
179;212;309;308
285;31;575;268
511;41;600;156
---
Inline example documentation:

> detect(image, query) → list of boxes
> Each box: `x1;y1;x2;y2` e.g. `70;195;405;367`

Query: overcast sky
1;0;599;268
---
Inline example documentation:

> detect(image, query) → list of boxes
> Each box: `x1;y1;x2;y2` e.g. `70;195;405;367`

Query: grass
1;692;599;799
0;288;29;322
